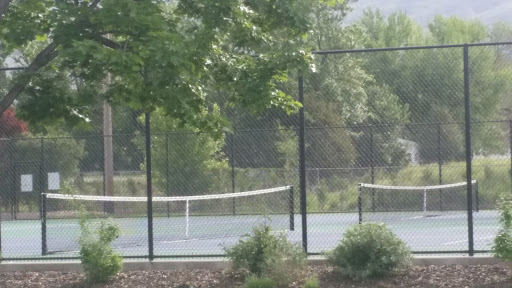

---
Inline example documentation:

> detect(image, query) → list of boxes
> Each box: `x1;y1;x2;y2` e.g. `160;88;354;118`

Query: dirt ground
1;265;511;288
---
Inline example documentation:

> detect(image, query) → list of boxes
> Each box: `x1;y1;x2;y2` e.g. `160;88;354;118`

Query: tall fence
1;42;512;260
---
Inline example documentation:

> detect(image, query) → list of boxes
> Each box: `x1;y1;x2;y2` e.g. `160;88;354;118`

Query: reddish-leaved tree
0;107;28;138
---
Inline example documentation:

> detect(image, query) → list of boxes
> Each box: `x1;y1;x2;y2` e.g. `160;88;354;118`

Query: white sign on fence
21;174;33;192
48;172;60;190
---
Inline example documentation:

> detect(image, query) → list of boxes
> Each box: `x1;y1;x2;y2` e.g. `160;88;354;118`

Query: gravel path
1;265;511;288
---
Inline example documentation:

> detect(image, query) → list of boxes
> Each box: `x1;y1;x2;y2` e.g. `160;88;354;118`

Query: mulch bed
1;265;511;288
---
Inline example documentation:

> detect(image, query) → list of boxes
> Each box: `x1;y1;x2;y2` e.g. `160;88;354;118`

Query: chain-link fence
1;42;512;260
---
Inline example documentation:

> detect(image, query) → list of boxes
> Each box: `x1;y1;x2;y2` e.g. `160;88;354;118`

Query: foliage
0;107;28;137
493;197;512;261
1;0;316;133
225;224;306;286
303;277;319;288
358;10;511;163
79;215;123;284
326;223;411;280
245;276;276;288
134;107;228;196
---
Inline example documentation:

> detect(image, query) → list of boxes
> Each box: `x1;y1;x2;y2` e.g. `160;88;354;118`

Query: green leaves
493;197;512;261
2;0;314;133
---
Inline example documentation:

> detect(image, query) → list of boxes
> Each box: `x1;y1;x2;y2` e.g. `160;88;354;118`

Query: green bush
225;224;306;287
493;196;512;261
245;276;276;288
326;223;411;280
303;277;319;288
79;217;123;283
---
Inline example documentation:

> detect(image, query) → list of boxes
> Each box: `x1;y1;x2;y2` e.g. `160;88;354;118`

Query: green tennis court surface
0;210;500;258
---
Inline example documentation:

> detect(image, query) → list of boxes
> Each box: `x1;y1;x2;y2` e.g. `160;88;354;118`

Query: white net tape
360;180;477;191
44;186;291;202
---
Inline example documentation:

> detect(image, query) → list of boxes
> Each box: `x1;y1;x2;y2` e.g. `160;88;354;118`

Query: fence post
289;186;295;231
509;120;512;194
39;137;45;219
358;184;362;224
438;124;443;211
231;132;236;216
145;112;154;261
298;74;307;253
463;44;474;256
370;125;375;212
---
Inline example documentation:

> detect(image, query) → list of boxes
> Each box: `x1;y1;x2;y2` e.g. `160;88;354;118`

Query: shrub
245;276;276;288
303;277;319;288
493;196;512;261
326;222;411;280
79;217;123;283
225;224;306;287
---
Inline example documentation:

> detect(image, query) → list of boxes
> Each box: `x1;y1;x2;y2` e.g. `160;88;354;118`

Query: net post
185;199;189;239
423;188;427;215
463;44;474;256
289;186;295;231
41;193;47;256
475;181;479;213
358;184;362;224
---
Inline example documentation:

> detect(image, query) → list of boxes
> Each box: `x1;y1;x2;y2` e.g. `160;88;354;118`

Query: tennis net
41;186;295;256
357;181;479;223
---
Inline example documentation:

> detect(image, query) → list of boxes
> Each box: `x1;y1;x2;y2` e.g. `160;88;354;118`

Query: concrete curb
0;256;504;273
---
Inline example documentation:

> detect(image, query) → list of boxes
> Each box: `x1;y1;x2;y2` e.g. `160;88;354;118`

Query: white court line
443;236;494;245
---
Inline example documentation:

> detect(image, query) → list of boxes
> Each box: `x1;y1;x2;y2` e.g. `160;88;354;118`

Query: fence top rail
360;180;477;191
312;41;512;55
43;186;291;202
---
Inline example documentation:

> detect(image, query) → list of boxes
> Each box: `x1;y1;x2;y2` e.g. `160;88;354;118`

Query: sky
345;0;512;27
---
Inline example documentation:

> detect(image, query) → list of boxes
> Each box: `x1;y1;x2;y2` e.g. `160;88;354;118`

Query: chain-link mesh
1;43;512;260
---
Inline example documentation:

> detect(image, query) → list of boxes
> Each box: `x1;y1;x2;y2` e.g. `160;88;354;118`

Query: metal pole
438;124;443;211
298;75;307;253
289;186;295;231
370;125;375;212
41;193;47;255
463;45;474;256
358;184;362;224
166;134;170;218
231;132;236;216
510;120;512;194
39;138;44;220
145;112;154;261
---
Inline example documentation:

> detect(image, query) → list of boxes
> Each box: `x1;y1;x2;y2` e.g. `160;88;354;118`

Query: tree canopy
0;0;320;132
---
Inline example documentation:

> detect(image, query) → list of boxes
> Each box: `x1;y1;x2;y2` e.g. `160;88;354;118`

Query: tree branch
0;43;59;113
0;0;104;114
0;0;11;23
89;0;102;9
98;36;123;50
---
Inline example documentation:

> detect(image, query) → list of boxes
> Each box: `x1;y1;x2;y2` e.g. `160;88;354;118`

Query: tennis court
0;209;500;259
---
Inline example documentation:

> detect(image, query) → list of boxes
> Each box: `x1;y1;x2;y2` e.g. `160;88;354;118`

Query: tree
358;11;511;162
0;0;317;133
134;107;228;196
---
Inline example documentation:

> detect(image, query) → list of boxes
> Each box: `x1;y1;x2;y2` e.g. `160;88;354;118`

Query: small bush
493;196;512;261
245;276;276;288
326;223;411;280
303;277;319;288
225;224;306;287
79;218;123;283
